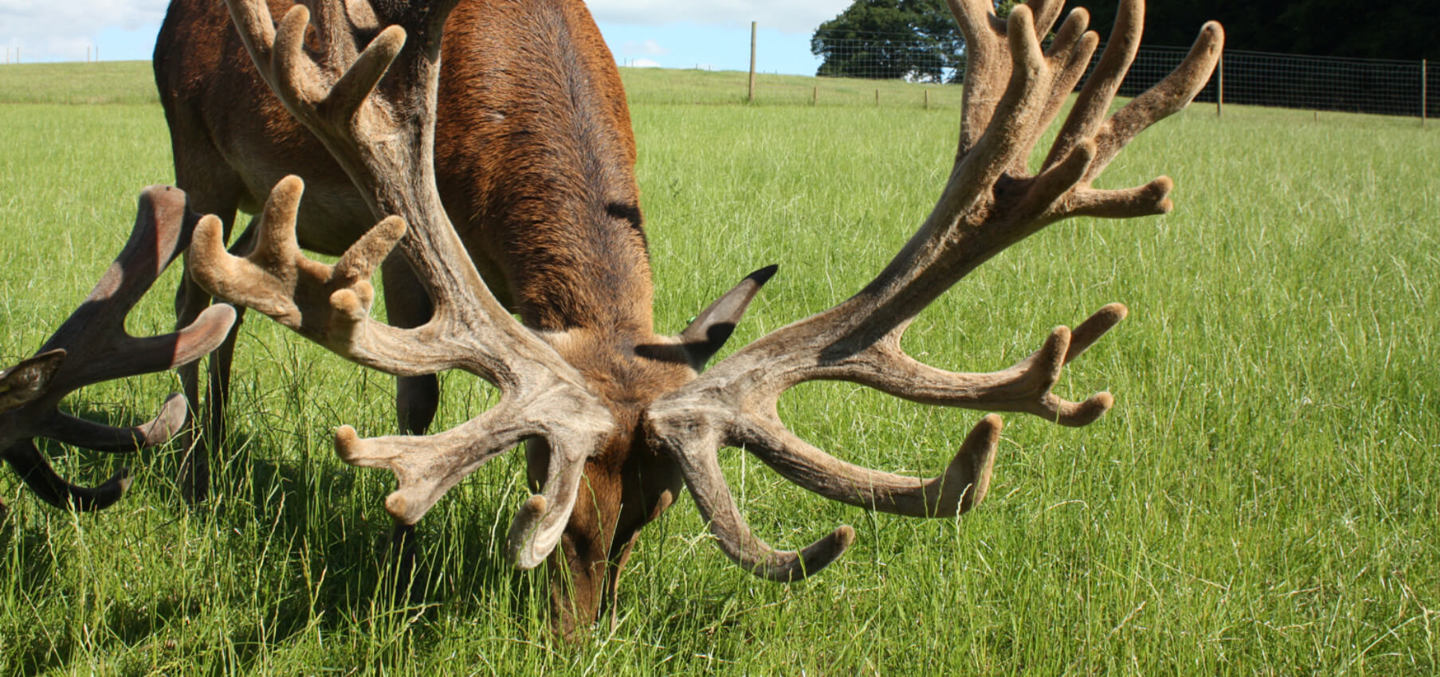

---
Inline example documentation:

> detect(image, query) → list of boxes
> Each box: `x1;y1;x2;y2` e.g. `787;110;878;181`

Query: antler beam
647;0;1223;579
191;0;616;565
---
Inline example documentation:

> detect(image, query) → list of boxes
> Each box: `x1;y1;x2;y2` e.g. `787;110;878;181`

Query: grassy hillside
0;60;961;109
0;61;1437;673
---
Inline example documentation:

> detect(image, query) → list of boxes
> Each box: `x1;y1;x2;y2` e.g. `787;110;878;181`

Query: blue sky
0;1;849;76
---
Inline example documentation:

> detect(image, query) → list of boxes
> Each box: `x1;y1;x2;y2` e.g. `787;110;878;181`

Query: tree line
812;0;1440;82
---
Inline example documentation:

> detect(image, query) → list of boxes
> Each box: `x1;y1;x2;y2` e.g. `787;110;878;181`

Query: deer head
0;186;236;512
188;0;1221;628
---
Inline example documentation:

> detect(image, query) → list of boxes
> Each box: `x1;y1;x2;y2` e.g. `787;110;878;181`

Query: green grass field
0;60;1436;674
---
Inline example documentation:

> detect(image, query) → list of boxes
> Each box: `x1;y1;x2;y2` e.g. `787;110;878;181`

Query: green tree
811;0;963;82
810;1;1047;82
1063;0;1440;60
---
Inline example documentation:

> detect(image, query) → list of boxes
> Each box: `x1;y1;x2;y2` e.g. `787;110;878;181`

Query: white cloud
587;0;852;34
0;0;853;64
0;0;168;61
630;58;662;68
622;39;669;56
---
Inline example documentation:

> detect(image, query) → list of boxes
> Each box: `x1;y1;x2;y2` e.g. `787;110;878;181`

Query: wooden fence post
747;21;757;103
924;89;930;109
812;85;817;106
1423;59;1429;127
1216;50;1224;117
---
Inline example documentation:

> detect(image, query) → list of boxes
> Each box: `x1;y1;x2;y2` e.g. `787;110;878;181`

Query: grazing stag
0;187;235;514
175;0;1221;630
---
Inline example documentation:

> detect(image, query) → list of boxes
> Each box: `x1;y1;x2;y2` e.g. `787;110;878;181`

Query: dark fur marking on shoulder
606;202;647;252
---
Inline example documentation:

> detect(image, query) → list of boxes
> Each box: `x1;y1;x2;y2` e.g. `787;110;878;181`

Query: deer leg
379;256;437;595
176;210;252;502
174;272;210;502
384;520;419;604
380;256;438;436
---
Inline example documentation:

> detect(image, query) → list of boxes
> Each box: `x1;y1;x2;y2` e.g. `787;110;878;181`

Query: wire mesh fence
810;35;963;84
806;30;1435;120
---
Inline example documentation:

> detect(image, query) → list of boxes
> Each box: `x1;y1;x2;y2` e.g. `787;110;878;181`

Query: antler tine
190;176;455;376
1084;22;1225;181
1024;11;1100;173
333;381;611;572
736;414;1003;518
1025;0;1067;37
0;186;237;510
650;420;856;582
847;303;1128;426
213;0;536;378
205;0;615;565
38;394;191;453
2;440;131;512
37;186;237;396
1042;0;1144;172
948;0;1010;156
649;0;1221;579
950;0;1076;162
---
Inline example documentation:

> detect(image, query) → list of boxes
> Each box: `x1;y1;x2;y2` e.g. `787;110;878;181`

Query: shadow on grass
1;401;556;670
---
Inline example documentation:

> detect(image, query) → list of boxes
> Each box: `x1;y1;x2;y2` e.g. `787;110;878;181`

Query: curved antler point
191;215;227;257
276;174;305;196
146;393;191;443
375;24;408;51
378;215;407;239
979;412;1004;432
332;425;362;459
789;525;856;580
1069;391;1116;426
1049;324;1072;344
384;492;413;523
137;183;189;214
280;4;310;29
506;494;554;570
115;469;134;493
330;288;365;317
210;302;240;325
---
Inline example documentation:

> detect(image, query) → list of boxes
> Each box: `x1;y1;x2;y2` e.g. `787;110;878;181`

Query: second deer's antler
1;186;236;510
645;0;1223;580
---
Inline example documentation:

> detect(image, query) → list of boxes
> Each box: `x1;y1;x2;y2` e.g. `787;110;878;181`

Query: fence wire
811;32;1434;119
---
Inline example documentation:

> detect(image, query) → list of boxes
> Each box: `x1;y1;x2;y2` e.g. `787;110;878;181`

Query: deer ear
679;265;778;370
0;349;66;411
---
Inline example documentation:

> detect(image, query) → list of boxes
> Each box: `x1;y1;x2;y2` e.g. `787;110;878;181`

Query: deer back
155;0;653;333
